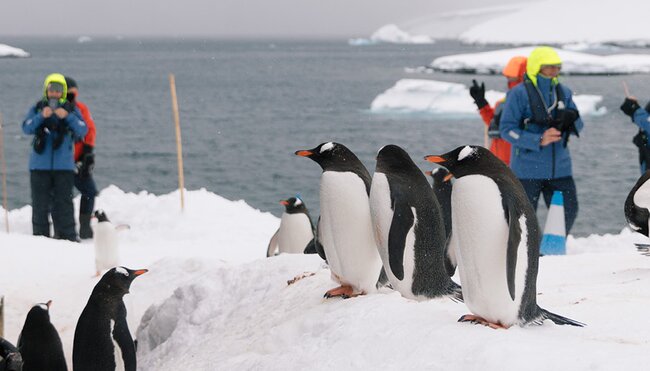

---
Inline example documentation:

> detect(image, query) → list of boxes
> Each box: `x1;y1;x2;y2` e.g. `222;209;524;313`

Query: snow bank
1;186;649;370
349;24;434;45
0;43;29;58
459;0;650;46
431;47;650;75
370;79;606;117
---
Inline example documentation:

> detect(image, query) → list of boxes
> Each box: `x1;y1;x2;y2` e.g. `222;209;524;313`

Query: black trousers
30;170;77;240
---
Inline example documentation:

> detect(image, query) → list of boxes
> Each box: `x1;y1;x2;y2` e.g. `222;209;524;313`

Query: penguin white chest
369;172;418;298
319;171;382;292
452;175;527;324
94;222;120;273
110;319;125;371
277;213;314;254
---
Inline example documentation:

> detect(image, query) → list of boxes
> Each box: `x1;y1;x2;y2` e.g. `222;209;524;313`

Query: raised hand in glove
469;79;489;109
76;144;95;177
621;97;641;120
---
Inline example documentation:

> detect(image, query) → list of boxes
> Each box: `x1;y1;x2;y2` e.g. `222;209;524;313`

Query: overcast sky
0;0;524;38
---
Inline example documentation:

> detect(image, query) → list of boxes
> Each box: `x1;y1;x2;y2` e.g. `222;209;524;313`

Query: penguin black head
93;266;148;298
280;196;308;214
426;168;452;185
375;144;420;175
295;142;363;172
93;209;110;223
425;145;505;179
22;301;52;330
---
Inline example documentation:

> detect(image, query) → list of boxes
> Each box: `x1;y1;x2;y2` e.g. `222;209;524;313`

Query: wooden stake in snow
0;113;9;233
169;74;185;212
623;81;631;98
0;295;4;337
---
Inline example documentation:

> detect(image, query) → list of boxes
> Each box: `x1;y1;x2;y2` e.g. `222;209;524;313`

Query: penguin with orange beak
425;145;583;328
267;196;315;257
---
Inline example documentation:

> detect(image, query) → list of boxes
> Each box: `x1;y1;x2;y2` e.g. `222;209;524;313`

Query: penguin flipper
443;232;457;277
388;200;414;281
505;200;521;301
303;237;326;261
538;308;585;327
267;229;280;257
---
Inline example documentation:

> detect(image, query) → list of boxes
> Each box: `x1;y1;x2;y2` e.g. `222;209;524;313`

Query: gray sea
2;37;650;237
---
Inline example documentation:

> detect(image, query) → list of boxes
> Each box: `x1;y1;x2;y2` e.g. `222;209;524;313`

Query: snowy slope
1;186;649;370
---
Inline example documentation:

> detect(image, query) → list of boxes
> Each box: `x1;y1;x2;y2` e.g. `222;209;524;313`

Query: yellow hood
42;73;68;104
526;46;562;86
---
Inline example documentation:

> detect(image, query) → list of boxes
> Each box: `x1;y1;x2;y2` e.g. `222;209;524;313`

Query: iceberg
349;24;434;45
370;79;606;117
430;47;650;75
0;43;30;58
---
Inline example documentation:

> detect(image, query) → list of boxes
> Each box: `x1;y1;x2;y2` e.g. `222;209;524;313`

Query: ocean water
1;37;650;237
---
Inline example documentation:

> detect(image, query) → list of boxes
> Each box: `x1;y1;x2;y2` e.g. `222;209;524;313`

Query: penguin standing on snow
93;210;121;276
624;171;650;237
369;145;461;301
17;301;67;371
73;266;148;371
425;145;584;328
295;142;383;298
426;167;453;242
267;196;315;257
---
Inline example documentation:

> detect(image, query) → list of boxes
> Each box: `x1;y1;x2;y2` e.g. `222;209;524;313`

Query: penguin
369;144;462;301
295;142;383;298
17;301;67;371
426;167;453;243
0;336;22;371
624;171;650;237
267;196;315;257
425;145;584;328
73;266;148;371
93;210;121;277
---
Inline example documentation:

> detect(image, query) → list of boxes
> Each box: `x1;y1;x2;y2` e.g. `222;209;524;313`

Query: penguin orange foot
324;285;362;299
458;314;510;330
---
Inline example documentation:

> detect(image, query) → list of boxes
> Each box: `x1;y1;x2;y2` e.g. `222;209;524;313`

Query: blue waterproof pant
519;176;578;235
30;170;77;240
74;174;98;215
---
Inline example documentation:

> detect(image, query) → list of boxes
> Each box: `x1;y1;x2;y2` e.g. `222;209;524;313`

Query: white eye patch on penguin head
320;142;335;154
457;146;477;162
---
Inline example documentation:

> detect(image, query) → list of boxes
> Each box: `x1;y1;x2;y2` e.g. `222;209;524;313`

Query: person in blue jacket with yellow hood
500;46;584;235
22;73;87;241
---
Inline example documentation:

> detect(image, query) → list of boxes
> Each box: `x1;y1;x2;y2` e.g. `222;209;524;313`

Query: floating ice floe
349;24;434;46
370;79;607;117
77;36;93;43
431;47;650;75
0;43;30;58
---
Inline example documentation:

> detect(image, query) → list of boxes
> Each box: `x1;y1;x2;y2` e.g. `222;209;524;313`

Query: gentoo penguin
267;196;315;257
93;210;120;276
369;144;462;301
17;301;67;371
0;337;23;371
73;266;148;371
426;167;453;243
425;145;584;328
295;142;383;298
624;171;650;237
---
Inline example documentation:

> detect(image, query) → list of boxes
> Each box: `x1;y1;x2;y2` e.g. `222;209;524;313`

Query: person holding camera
469;55;527;165
66;77;98;239
22;73;87;241
620;96;650;173
500;46;584;235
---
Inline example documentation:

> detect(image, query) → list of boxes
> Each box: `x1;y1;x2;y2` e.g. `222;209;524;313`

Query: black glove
621;97;641;120
76;144;95;177
554;108;580;134
469;79;489;109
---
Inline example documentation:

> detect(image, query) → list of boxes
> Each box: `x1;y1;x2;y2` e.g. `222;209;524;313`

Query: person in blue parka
22;73;87;241
500;46;584;235
620;96;650;173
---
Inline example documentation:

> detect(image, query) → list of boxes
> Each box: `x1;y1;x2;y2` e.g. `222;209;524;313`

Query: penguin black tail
447;281;463;303
539;308;585;327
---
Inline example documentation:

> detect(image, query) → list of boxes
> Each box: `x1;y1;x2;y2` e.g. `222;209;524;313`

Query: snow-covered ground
1;186;649;370
349;24;434;46
431;47;650;75
0;43;29;58
370;79;606;117
459;0;650;46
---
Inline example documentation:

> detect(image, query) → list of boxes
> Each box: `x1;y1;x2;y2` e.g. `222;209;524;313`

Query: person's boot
79;213;93;239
